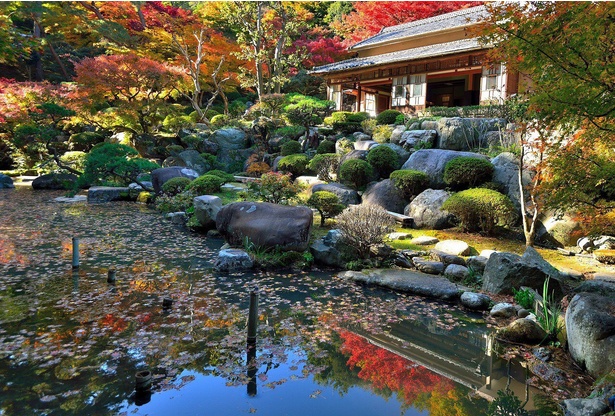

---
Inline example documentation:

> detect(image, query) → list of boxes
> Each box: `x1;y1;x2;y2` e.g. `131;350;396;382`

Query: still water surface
0;187;539;415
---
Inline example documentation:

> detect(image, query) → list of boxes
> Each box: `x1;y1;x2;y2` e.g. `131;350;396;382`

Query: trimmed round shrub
442;188;517;235
443;157;494;190
376;109;402;125
394;113;406;125
274;125;305;140
280;140;303;156
308;153;340;182
390;169;429;199
205;169;235;183
277;154;310;178
335;138;354;155
339;159;374;190
367;145;399;178
186;174;223;195
161;176;191;196
210;114;229;128
316;139;336;154
323;111;369;134
307;191;345;226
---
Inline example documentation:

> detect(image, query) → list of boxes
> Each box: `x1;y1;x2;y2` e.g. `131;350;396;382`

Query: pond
0;187;551;415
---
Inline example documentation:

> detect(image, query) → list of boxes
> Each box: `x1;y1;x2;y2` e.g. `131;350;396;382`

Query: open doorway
426;75;480;107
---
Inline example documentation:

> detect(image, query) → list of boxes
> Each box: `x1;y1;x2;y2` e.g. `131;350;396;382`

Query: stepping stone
435;239;471;256
411;236;439;245
460;292;491;310
412;258;444;275
388;232;412;241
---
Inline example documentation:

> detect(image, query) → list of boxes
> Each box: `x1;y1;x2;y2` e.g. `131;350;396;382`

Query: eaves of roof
311;38;487;75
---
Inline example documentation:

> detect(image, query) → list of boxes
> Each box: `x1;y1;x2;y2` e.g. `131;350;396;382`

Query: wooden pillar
356;83;362;112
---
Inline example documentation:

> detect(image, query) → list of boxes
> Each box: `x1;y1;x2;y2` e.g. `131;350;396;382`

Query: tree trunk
519;138;540;247
31;14;44;81
254;2;265;99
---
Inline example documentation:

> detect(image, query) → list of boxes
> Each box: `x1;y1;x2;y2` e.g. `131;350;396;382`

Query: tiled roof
350;5;488;50
311;38;486;75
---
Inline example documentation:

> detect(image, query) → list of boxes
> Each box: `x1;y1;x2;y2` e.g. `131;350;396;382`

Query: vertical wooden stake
107;269;116;284
247;289;258;343
71;237;80;269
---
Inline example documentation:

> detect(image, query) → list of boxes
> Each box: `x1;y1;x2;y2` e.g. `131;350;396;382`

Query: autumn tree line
0;1;614;236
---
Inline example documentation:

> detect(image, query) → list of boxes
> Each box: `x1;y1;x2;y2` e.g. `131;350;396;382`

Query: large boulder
436;117;507;150
536;212;582;248
398;130;437;150
566;292;615;378
482;246;564;297
434;240;471;256
560;398;610;416
354;140;378;150
32;173;78;190
401;149;488;188
390;125;407;143
193;195;223;230
311;183;360;206
405;189;454;229
151;166;199;194
208;128;248;166
491;152;532;211
177;150;210;175
339;149;368;167
0;174;14;189
216;202;313;252
362;179;406;214
310;229;345;268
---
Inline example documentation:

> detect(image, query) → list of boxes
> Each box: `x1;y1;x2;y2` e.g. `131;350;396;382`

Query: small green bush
339;159;374;190
390;169;429;199
248;172;302;204
274;125;305;140
277;154;310;177
394;113;406;125
442;188;517;235
376;109;402;125
161;177;191;196
513;287;535;310
280;140;303;156
308;191;345;226
59;151;86;172
323;111;369;134
372;125;393;143
210;114;229;129
68;131;105;151
443;157;494;190
205;169;235;183
308;153;339;182
367;145;399;178
155;191;195;214
335;138;354;155
361;119;377;135
316;140;336;154
166;144;184;157
186;174;223;195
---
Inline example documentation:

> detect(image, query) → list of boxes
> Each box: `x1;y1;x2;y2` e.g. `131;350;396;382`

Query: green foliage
59;151;86;173
162;113;195;133
201;153;224;171
308;153;340;182
487;389;529;416
283;93;334;130
442;188;517;235
180;134;202;150
155;191;195;214
443;157;494;190
277;154;310;178
336;204;395;259
78;143;159;188
335;138;354;155
371;125;393;143
478;181;504;193
512;287;535;310
210;114;229;129
316;139;335;154
307;191;345;226
536;276;563;341
204;169;235;184
360;119;377;135
274;125;305;140
248;172;302;204
389;169;429;199
376;109;402;125
323;111;369;133
339;159;373;190
366;145;399;179
242;237;304;269
161;177;191;196
186;174;223;195
68;132;105;151
280;140;303;156
394;113;406;125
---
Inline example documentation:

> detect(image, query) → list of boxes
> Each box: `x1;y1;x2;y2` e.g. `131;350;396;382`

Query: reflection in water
0;188;554;415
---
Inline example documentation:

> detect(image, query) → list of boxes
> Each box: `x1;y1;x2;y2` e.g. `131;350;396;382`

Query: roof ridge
381;5;486;34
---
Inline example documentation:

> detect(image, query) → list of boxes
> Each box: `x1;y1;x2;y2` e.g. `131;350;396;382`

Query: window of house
391;76;407;107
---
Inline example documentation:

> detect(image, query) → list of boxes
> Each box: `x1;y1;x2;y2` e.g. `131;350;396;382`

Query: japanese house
311;5;519;116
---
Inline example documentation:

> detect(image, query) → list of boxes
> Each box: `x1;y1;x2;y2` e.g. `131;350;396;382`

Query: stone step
386;211;414;227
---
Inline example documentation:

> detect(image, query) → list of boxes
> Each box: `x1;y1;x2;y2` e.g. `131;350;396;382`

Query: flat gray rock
435;239;471;256
411;236;439;245
338;269;461;301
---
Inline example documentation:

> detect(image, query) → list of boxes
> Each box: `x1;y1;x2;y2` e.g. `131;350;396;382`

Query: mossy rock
594;249;615;264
